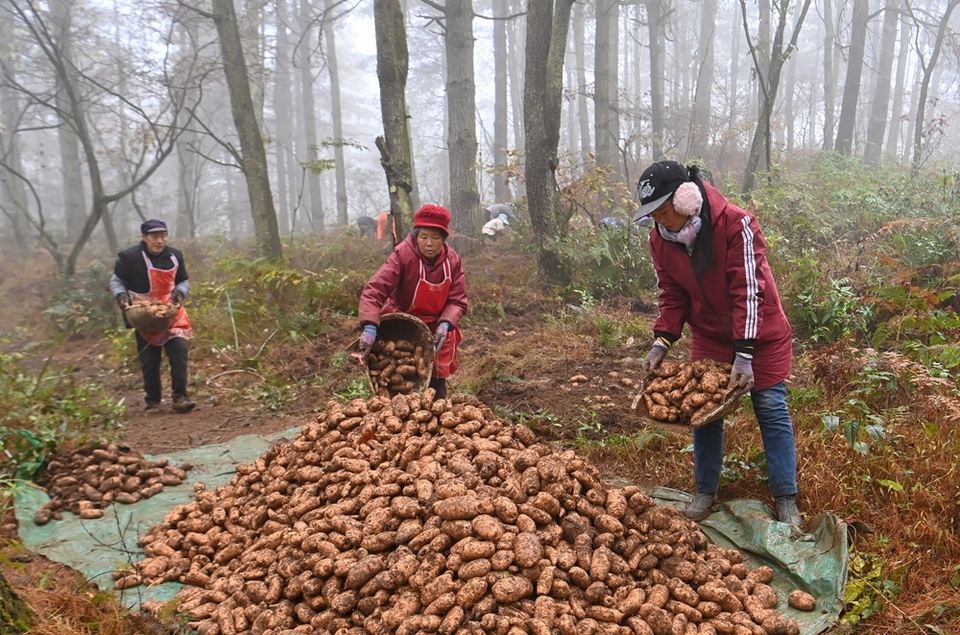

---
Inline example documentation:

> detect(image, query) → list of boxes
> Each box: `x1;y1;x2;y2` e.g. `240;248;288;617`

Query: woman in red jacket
635;161;802;529
357;204;468;398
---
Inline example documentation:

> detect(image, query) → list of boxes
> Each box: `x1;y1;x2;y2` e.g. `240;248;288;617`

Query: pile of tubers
32;441;189;525
641;360;737;425
366;339;429;397
128;391;809;635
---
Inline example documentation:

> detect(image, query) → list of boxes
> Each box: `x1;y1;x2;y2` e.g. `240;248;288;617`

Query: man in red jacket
635;161;802;529
358;204;468;398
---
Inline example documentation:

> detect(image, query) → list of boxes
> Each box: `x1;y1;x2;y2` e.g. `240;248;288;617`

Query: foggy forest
2;0;960;271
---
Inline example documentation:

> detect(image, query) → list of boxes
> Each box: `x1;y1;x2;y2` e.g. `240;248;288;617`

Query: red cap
413;204;451;236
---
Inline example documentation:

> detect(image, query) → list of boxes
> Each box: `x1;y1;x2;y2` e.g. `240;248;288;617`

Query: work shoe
774;495;803;529
172;397;196;413
144;401;160;412
683;492;717;521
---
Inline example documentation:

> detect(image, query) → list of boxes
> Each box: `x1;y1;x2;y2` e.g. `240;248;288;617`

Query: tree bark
741;0;812;193
911;0;960;168
689;0;717;159
0;0;30;252
374;0;414;240
864;0;900;165
323;0;349;226
594;0;618;172
885;12;910;161
493;0;511;203
0;570;31;633
445;0;481;236
211;0;282;259
572;0;591;157
833;0;868;155
645;0;666;160
524;0;574;284
821;0;836;150
274;0;294;235
297;0;325;232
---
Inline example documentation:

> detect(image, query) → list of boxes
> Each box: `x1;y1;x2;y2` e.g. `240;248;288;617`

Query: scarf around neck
657;215;702;254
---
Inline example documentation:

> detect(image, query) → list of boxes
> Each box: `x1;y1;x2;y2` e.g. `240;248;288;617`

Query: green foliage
335;379;372;401
0;352;124;479
842;551;901;626
43;261;117;337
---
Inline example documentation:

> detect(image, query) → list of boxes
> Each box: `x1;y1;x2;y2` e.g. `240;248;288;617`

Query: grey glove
434;321;450;351
729;353;755;389
116;292;131;309
170;290;184;306
358;324;377;354
641;341;669;372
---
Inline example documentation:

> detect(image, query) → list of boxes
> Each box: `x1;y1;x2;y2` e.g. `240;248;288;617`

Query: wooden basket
365;313;435;396
630;361;750;431
124;302;177;332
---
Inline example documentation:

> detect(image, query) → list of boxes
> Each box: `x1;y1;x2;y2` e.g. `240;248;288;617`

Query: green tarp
14;427;847;634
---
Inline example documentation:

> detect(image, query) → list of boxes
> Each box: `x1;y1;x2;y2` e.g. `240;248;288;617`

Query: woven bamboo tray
124;301;177;332
365;312;435;396
630;363;751;431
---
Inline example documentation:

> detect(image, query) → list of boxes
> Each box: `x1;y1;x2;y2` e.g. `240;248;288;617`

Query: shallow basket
630;363;750;432
124;302;177;332
366;313;435;396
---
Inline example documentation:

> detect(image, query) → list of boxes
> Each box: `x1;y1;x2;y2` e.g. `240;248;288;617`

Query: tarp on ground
14;427;847;635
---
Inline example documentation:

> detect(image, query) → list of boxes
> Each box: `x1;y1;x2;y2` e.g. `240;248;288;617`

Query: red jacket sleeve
358;250;404;326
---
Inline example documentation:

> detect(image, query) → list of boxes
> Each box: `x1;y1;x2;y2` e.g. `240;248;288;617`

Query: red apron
385;258;462;378
131;251;193;346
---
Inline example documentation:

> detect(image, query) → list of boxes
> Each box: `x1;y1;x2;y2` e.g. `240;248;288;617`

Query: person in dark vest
357;215;378;239
357;205;468;399
110;219;195;413
635;161;802;529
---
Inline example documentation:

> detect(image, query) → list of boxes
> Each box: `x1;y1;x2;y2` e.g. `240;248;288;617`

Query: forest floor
0;239;957;634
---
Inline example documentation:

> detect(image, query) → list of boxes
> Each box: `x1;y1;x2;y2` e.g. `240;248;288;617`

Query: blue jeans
692;380;798;498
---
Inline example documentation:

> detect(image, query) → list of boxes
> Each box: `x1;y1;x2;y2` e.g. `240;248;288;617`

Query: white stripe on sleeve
740;217;758;339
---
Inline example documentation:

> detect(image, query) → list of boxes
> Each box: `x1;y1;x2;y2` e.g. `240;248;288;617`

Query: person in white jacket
481;213;510;243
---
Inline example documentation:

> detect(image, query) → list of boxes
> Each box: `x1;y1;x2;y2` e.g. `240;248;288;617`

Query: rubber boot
774;495;803;528
683;492;717;521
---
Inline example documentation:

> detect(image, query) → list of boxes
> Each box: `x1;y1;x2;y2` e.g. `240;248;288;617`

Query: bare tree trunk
175;21;199;239
833;0;868;155
782;50;796;151
885;13;910;162
493;0;511;202
864;0;900;165
573;0;591;157
0;0;30;252
508;7;525;155
274;0;294;234
646;0;665;160
525;0;574;284
211;0;283;259
594;0;617;170
741;0;812;193
323;0;349;226
374;0;413;240
297;0;324;232
911;0;960;168
241;0;265;119
689;0;717;159
821;0;836;150
444;0;481;235
50;0;86;243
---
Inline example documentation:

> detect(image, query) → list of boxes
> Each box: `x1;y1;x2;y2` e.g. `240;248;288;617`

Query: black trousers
430;377;447;400
135;332;189;404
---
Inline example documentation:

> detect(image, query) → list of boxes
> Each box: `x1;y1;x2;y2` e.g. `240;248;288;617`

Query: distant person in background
357;215;378;239
481;213;510;243
485;203;517;223
358;205;468;399
377;211;398;242
110;219;196;413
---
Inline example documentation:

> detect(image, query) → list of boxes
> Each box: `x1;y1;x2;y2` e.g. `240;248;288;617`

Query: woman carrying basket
635;161;802;529
358;204;468;399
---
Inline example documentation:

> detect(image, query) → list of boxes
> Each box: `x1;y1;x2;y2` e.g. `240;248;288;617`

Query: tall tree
689;0;718;158
422;0;482;236
594;0;620;173
645;0;666;160
274;0;294;234
492;0;511;203
833;0;869;155
524;0;574;283
297;0;324;232
821;0;837;150
885;11;910;161
572;0;591;157
740;0;812;192
322;0;349;226
209;0;283;259
909;0;960;168
0;0;30;250
374;0;413;240
864;0;900;165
